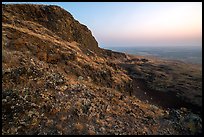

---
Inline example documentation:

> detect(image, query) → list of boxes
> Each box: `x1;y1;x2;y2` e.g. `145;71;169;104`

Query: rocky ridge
2;4;202;135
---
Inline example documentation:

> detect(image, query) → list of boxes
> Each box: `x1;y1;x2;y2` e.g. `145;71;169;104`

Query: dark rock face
2;4;102;55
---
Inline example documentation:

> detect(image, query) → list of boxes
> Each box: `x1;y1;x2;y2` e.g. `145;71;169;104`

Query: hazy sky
3;2;202;48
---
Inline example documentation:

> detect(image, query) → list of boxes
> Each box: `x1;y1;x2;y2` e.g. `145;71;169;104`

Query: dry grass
2;4;202;135
74;122;84;132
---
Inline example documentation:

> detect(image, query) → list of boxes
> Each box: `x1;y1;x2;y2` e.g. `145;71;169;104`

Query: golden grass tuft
88;129;95;135
74;122;84;132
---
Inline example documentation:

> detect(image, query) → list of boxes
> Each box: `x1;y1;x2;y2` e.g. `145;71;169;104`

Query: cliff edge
2;4;202;135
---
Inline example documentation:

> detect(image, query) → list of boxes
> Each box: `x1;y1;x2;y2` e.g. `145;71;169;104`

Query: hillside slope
2;4;202;135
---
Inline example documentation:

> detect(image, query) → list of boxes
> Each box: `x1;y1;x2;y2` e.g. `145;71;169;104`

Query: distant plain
105;46;202;65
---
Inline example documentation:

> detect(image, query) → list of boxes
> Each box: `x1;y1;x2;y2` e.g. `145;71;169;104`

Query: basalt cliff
2;4;202;135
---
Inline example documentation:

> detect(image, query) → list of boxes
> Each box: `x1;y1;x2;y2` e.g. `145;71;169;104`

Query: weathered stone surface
2;4;202;135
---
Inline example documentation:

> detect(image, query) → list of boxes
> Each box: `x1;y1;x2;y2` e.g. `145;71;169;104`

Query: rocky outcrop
2;4;202;135
2;4;103;55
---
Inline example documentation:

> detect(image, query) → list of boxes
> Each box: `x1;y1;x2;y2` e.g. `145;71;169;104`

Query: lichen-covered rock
2;3;202;135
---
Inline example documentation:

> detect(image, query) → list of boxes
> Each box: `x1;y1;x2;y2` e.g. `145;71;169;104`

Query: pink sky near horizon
93;2;202;47
4;2;202;47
